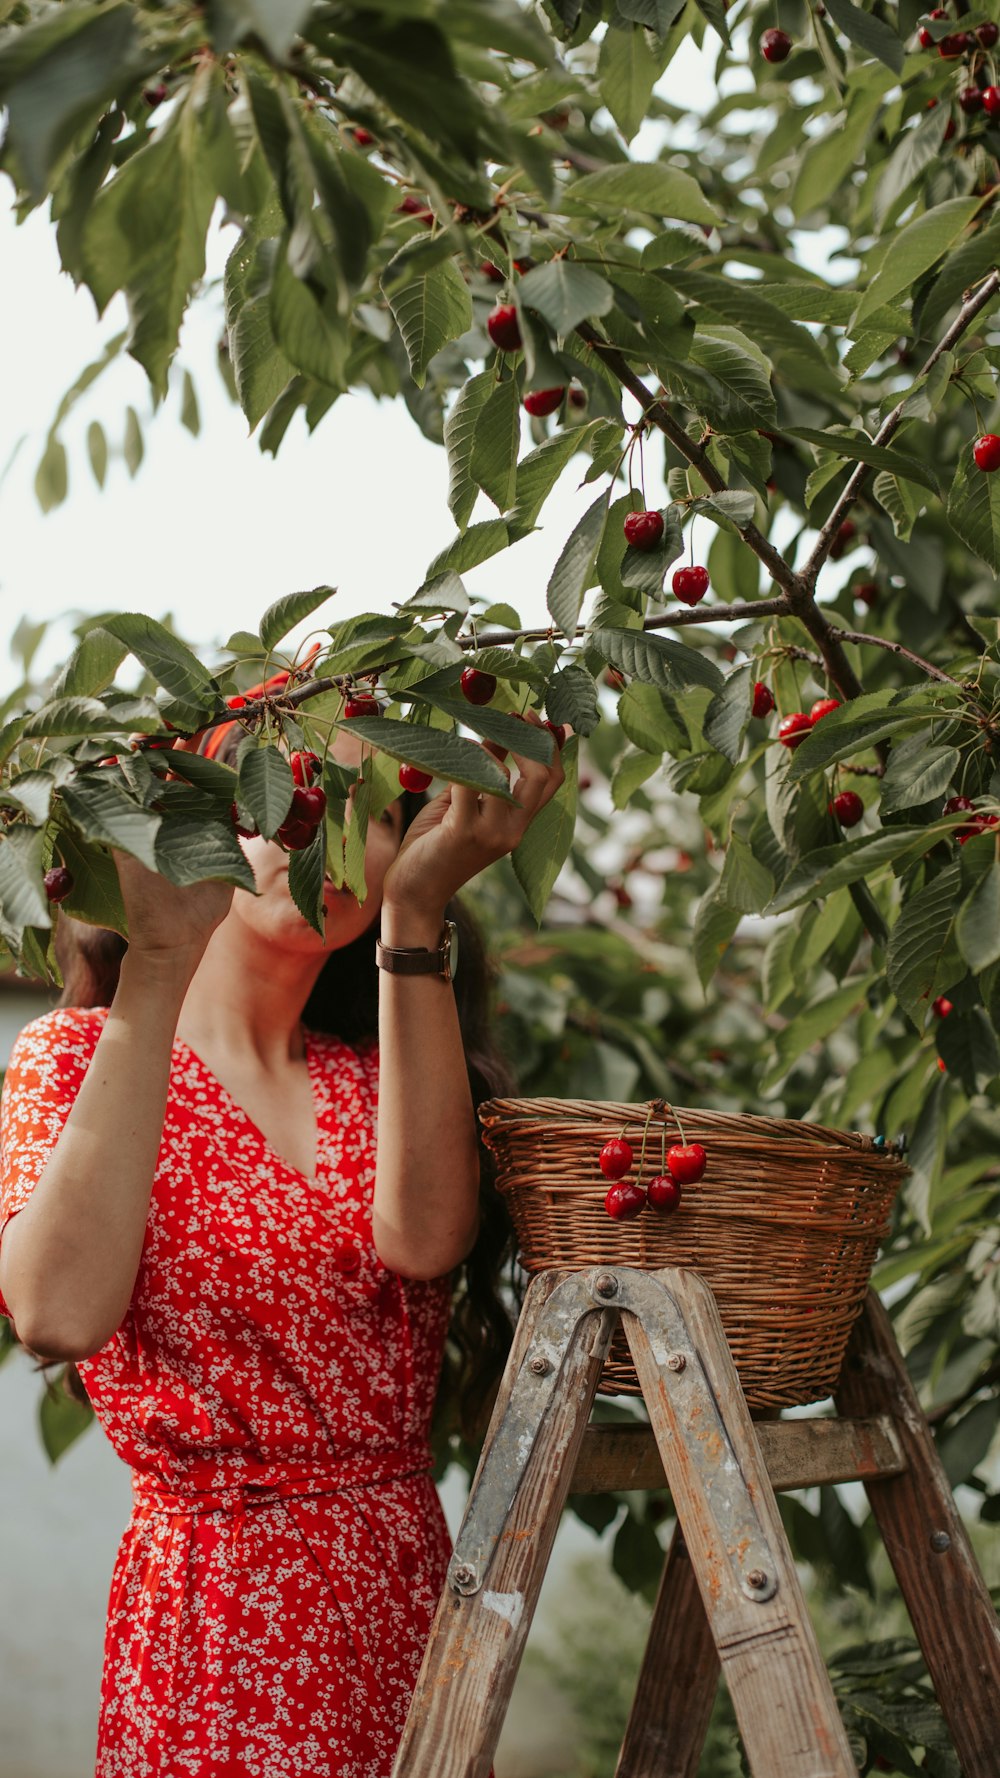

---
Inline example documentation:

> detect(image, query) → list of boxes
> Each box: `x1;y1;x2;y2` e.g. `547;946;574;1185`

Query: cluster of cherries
598;1107;707;1222
484;302;589;415
620;509;712;605
230;749;328;854
756;692;866;826
944;793;1000;844
339;671;567;798
917;8;998;61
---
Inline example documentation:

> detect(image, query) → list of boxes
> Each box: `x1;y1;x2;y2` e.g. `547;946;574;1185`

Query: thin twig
800;266;1000;588
827;627;973;691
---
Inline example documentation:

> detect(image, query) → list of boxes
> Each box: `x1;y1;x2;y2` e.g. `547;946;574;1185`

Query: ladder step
572;1413;905;1495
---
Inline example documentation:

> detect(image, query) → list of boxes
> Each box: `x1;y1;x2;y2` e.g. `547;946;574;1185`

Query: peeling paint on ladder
481;1589;524;1629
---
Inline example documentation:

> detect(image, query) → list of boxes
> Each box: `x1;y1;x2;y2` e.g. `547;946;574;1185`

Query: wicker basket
479;1097;909;1410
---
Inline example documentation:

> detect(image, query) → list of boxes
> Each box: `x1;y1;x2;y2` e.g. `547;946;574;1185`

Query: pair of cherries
598;1129;707;1221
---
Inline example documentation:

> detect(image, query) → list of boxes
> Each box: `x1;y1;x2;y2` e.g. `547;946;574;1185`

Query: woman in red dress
0;704;565;1777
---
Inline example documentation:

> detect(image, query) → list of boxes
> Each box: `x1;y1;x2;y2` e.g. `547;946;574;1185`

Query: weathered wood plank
834;1290;1000;1778
571;1414;905;1496
626;1269;857;1778
614;1523;720;1778
392;1269;616;1778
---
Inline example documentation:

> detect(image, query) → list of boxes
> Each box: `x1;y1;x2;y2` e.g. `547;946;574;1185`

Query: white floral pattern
0;1007;455;1777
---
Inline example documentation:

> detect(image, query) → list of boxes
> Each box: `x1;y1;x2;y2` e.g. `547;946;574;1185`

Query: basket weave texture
479;1097;909;1410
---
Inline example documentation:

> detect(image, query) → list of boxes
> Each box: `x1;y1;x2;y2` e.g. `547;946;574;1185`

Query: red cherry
958;813;1000;843
983;85;1000;115
578;774;593;791
291;750;322;787
932;996;953;1017
760;27;792;60
938;1057;948;1072
918;24;935;44
751;681;776;719
542;720;567;750
399;763;433;792
623;509;665;550
480;260;505;282
98;756;119;767
460;666;497;705
647;1174;682;1213
143;83;169;106
944;116;957;139
974;434;1000;472
568;386;587;409
855;582;878;608
944;795;976;813
599;1137;634;1180
830;791;864;827
352;127;374;146
513;258;531;274
230;802;257;840
613;882;633;909
810;696;841;723
291;786;327;824
43;866;74;903
396;195;434;225
276;817;317;851
960;85;984;113
604;1179;646;1220
778;712;813;749
487;304;522;353
938;30;968;54
523;386;565;417
343;694;380;718
828;518;857;560
226;694;248;710
603;668;626;690
979;20;1000;47
672;565;710;606
666;1142;706;1185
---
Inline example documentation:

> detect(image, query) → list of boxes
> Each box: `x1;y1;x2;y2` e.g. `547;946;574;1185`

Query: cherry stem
638;1102;655;1177
660;1123;665;1176
638;430;647;507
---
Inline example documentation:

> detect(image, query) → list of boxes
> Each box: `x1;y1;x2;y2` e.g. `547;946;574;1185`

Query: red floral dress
0;1007;455;1778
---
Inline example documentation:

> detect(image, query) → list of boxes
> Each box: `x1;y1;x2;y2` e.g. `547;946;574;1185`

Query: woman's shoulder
6;1004;109;1065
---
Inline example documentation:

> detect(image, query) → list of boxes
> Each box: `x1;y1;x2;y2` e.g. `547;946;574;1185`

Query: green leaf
444;371;495;531
880;744;961;815
1;772;55;825
22;697;125;738
60;778;161;872
938;1008;1000;1095
154;815;257;893
0;826;49;929
886;866;961;1021
384;258;473;389
598;21;660;141
822;0;903;71
761;978;873;1091
470;377;521;513
287;820;327;936
873;101;949;231
693;888;741;988
786;428;938;494
675;334;777;433
100;614;220;712
269;237;348;387
80;91;219;397
718;832;775;914
703;664;752;764
768;827;930;912
38;1374;93;1464
545;665;600;737
0;1;147;202
404;693;556;763
49;822;127;937
611;747;661;808
517;261;615;337
547;492;608;641
34;435;67;513
341;765;370;903
508;425;588;541
563;162;719;227
86;420;107;488
948;441;1000;573
511;738;579;922
123;405;143;477
225;235;296;433
590;626;724;694
426;518;510;578
260;586;336;652
787;692;944;779
335;717;517;799
210;0;314;59
956;861;1000;970
180;369;200;437
855;199;983;327
237;743;294;840
617;680;685;754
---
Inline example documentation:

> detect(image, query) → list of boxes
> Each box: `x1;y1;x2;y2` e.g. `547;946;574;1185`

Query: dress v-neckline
173;1028;322;1186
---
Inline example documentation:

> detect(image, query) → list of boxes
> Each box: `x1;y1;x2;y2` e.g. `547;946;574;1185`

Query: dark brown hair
36;735;520;1441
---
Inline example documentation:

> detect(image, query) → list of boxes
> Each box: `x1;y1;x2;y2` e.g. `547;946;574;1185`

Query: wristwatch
375;919;458;983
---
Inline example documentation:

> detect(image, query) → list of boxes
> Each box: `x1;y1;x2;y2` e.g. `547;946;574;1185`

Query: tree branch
800;267;1000;589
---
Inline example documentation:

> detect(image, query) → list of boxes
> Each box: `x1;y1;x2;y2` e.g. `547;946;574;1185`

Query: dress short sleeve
0;1006;106;1317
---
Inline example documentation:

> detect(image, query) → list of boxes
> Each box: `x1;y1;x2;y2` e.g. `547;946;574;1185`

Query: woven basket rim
477;1095;910;1173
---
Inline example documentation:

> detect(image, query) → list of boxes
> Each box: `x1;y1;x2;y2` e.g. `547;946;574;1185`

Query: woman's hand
381;709;569;913
111;734;235;965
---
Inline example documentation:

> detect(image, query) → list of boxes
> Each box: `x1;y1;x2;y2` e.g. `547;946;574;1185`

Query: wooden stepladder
392;1267;1000;1778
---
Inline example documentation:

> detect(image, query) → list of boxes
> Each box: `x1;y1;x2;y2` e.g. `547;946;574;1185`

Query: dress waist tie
130;1442;434;1566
